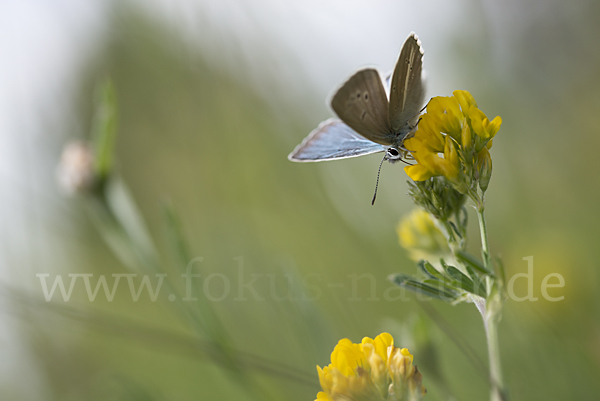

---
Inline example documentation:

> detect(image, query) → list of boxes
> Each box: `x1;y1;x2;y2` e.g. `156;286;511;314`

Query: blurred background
1;0;599;400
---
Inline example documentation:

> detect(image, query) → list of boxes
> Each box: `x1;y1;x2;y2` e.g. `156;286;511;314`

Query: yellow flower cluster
316;333;425;401
404;90;501;193
397;209;450;262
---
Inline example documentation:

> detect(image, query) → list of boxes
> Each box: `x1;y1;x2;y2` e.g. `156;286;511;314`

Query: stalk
476;202;507;401
485;305;505;401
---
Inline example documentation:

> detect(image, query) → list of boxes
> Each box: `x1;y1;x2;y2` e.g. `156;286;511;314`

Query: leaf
389;274;460;302
448;220;462;239
417;260;445;281
464;263;477;280
464;264;487;295
417;259;483;296
161;201;230;346
104;178;158;268
456;250;494;276
445;265;486;297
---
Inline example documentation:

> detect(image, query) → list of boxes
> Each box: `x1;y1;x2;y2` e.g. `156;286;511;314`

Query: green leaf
495;255;507;292
161;200;229;345
389;274;460;302
463;264;488;295
91;78;118;180
456;250;494;276
464;263;477;280
418;259;482;296
417;260;445;281
445;265;466;281
445;265;486;297
448;220;462;239
103;177;159;269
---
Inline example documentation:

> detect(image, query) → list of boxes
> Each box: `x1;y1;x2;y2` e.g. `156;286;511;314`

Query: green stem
485;307;506;401
475;200;507;401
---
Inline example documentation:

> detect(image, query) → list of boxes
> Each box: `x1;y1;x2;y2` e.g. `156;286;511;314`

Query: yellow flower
316;333;426;401
469;106;502;151
404;118;462;186
403;90;501;194
425;96;463;142
453;90;477;119
398;209;450;262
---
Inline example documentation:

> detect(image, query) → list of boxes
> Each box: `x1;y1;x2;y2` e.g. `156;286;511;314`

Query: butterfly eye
386;148;401;160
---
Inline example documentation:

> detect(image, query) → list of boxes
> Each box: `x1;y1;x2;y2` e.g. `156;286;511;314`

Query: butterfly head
385;147;402;163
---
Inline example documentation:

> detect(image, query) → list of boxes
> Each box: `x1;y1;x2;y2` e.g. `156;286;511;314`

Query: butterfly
288;32;425;204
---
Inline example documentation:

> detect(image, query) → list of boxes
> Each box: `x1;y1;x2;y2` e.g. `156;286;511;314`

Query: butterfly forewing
330;69;392;146
288;119;386;162
388;33;425;134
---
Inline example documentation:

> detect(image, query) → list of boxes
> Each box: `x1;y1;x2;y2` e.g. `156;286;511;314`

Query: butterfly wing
288;119;386;162
330;68;392;145
388;33;425;135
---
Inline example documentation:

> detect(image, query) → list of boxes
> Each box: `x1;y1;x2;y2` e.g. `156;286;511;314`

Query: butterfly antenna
372;154;386;205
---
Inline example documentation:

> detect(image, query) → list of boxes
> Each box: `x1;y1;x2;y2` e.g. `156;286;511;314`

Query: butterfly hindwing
288;119;386;162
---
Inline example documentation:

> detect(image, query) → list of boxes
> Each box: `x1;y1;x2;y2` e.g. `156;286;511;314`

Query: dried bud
56;141;97;194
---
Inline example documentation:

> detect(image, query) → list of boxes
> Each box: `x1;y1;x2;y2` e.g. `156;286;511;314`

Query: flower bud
56;141;97;194
407;177;467;221
476;147;493;192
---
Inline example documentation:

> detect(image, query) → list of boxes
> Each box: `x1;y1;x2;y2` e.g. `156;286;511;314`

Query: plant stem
475;201;507;401
485;306;506;401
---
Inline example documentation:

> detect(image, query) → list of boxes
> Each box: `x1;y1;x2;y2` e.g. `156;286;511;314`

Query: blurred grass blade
105;177;159;268
1;284;316;388
162;200;192;268
161;201;235;360
91;78;118;181
87;197;139;270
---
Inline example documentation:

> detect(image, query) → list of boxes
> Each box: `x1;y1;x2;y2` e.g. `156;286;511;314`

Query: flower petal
405;164;434;181
453;90;477;116
331;339;366;376
427;96;462;140
469;106;502;140
315;391;331;401
372;333;394;363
